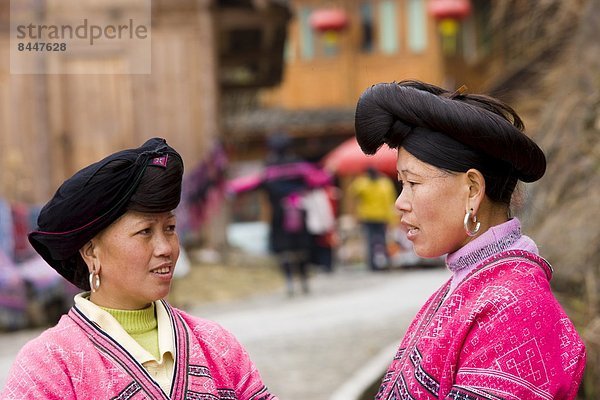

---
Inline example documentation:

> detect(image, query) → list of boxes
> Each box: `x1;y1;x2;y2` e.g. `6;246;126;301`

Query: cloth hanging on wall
0;249;28;330
177;142;229;240
0;199;75;330
0;199;14;258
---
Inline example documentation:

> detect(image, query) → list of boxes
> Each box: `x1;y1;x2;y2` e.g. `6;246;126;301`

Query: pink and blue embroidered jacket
376;219;586;399
2;301;277;400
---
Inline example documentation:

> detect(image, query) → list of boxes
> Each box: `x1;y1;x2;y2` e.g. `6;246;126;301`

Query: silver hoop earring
464;208;481;237
89;270;101;292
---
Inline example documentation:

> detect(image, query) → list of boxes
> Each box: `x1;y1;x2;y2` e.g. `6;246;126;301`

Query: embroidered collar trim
447;224;521;272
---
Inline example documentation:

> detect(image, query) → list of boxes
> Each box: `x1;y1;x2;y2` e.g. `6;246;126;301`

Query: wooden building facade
224;0;496;162
0;0;290;248
264;0;446;110
0;0;290;204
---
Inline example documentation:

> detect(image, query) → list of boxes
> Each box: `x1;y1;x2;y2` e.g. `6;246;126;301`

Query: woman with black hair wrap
2;138;278;400
355;81;585;399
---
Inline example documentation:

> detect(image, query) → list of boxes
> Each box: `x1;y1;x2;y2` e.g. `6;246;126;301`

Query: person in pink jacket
354;80;586;399
2;138;277;400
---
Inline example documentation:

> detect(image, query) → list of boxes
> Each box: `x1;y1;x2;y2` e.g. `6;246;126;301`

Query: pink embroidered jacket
2;301;277;400
376;236;586;399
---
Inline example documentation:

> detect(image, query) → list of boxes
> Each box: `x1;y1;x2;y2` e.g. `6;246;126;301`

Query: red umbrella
322;138;398;177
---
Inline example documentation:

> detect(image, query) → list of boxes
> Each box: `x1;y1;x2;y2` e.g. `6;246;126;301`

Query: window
407;0;427;53
299;7;315;60
284;39;294;62
473;0;492;57
360;2;374;52
460;0;491;60
378;0;398;54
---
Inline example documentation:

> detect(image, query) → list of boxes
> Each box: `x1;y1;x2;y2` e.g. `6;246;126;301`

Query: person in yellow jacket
348;166;397;270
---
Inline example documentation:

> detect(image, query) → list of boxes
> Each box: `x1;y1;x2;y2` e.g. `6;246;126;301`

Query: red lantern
427;0;471;21
309;8;349;33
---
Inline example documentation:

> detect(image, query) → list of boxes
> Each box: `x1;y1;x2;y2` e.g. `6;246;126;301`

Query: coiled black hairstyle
29;138;184;290
354;80;546;204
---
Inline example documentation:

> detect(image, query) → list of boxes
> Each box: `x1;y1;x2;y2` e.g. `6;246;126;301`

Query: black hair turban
354;80;546;182
28;137;183;290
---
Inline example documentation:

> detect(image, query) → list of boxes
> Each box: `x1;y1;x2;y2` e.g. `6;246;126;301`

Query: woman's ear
79;241;97;272
465;168;486;213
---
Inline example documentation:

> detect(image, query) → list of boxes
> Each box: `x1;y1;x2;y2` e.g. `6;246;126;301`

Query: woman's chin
413;246;443;259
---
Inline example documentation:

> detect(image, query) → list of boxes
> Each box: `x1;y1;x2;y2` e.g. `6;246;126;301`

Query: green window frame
379;0;399;54
407;0;427;53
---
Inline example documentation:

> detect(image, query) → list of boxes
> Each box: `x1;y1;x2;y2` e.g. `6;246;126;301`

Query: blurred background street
194;266;450;400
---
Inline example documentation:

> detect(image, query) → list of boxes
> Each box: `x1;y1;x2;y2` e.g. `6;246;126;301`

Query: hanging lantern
427;0;472;21
309;8;349;33
309;8;349;52
428;0;471;55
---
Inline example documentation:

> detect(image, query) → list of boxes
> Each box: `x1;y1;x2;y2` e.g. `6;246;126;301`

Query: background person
355;81;586;398
305;183;339;274
2;138;277;400
348;166;397;271
260;133;332;296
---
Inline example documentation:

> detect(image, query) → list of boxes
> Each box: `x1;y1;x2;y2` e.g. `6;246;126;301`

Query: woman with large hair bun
2;138;277;400
355;81;586;399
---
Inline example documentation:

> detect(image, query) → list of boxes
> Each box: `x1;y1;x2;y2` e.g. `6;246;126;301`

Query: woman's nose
395;189;411;212
154;232;175;257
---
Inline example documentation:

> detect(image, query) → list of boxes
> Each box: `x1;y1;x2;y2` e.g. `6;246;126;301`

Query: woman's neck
89;292;152;311
99;303;157;335
472;201;509;240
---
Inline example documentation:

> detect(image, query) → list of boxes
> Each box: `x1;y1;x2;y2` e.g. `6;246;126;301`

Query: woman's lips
402;221;419;241
150;263;174;279
406;227;419;240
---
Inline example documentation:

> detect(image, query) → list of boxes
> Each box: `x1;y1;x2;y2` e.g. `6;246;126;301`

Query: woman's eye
398;180;417;193
138;228;152;235
400;180;417;187
166;225;176;232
